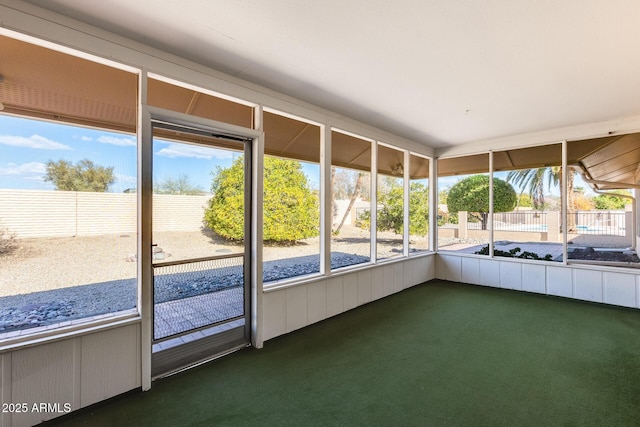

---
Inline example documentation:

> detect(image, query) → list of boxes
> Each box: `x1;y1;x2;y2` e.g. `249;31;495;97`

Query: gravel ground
0;226;428;333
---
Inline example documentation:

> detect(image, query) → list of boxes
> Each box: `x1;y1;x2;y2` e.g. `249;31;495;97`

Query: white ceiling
22;0;640;148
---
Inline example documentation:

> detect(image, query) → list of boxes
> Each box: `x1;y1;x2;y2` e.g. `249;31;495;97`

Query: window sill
263;252;434;293
0;309;140;353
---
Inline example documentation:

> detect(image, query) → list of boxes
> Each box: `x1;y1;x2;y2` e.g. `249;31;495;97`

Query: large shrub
447;175;516;230
204;156;319;243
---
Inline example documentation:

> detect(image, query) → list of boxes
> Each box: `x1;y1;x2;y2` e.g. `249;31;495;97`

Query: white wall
0;322;141;427
263;255;435;340
436;253;640;308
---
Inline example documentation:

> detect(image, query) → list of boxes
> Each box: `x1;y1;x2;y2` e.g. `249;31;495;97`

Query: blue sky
0;115;320;193
0;115;139;192
0;114;589;196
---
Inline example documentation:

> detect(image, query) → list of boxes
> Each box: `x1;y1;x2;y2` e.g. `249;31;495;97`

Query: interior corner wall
435;253;640;309
262;255;435;341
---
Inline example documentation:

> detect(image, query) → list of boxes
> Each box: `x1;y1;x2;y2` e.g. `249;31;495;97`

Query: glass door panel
150;121;250;375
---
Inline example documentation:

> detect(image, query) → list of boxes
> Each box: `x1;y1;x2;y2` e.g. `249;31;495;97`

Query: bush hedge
204;156;319;243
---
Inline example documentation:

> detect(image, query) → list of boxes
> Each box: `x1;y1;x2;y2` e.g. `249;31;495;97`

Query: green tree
376;179;404;234
154;174;204;195
438;189;449;205
407;182;430;236
205;156;319;243
593;190;632;210
516;193;533;208
44;158;115;192
447;175;516;230
358;180;429;236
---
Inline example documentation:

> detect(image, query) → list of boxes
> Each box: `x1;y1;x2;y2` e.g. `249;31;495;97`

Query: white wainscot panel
81;324;140;408
370;266;385;301
357;269;373;306
11;339;76;426
343;273;359;311
461;257;480;285
604;272;637;308
393;263;404;293
1;353;8;427
326;276;344;318
407;256;431;288
263;290;286;341
479;259;500;287
574;269;603;303
439;255;462;282
424;255;436;282
499;261;522;290
402;260;414;289
307;281;328;325
547;266;573;298
435;255;446;280
285;285;308;333
383;265;395;296
521;264;546;294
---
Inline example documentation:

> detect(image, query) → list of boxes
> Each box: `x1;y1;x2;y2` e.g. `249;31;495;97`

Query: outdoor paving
153;286;244;342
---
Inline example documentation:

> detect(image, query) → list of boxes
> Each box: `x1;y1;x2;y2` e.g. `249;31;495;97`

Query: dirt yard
0;225;428;297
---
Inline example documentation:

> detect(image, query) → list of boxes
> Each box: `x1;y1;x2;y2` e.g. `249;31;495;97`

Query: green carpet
50;281;640;426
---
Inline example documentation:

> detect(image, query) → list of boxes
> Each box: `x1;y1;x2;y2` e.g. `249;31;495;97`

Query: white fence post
546;210;560;242
458;211;468;239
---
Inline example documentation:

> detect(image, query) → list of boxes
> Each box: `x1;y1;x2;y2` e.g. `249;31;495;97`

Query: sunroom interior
1;1;640;426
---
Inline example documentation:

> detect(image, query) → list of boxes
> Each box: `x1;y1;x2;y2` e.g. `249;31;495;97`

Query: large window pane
331;131;372;269
0;117;138;338
0;36;138;339
437;154;490;254
567;135;639;267
377;144;405;260
409;154;430;254
263;111;321;283
493;144;563;262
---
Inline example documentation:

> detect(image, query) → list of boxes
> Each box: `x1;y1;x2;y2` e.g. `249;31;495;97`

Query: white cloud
0;135;72;150
0;162;47;179
97;135;136;147
437;176;461;190
155;143;232;160
80;136;93;142
115;173;137;184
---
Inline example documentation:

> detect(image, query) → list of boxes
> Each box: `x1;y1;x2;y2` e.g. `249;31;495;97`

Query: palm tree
506;166;576;231
507;168;548;209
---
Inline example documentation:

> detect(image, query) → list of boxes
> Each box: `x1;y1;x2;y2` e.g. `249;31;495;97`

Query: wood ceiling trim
588;164;638;183
579;135;640;169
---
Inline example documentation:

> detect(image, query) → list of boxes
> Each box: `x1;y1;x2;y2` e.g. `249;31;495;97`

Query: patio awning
439;136;640;191
2;34;637;185
0;35;430;179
